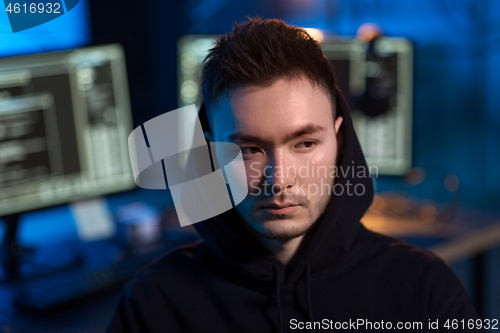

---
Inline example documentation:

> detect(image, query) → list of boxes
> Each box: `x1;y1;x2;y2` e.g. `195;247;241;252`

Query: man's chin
258;219;312;240
237;207;315;240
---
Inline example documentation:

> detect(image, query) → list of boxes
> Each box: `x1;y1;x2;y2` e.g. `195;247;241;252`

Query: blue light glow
0;0;90;57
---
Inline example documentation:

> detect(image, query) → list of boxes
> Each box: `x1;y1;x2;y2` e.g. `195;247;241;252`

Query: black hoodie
107;89;481;333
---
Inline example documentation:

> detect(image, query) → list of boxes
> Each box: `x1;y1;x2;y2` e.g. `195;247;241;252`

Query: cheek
245;160;263;180
293;158;335;199
304;150;337;180
244;160;264;194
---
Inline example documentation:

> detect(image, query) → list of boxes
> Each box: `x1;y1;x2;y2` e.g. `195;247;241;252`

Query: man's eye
296;141;316;149
241;147;262;155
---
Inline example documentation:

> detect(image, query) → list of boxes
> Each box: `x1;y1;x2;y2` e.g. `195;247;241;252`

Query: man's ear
204;131;214;143
334;116;343;134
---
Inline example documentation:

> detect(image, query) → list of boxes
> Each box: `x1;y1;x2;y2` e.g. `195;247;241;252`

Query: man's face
208;76;343;240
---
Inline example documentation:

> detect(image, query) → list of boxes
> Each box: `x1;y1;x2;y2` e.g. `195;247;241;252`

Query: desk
0;233;200;333
0;287;122;333
361;209;500;318
361;210;500;264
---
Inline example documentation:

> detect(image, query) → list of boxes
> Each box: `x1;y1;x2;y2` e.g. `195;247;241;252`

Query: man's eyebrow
228;123;326;144
282;123;325;142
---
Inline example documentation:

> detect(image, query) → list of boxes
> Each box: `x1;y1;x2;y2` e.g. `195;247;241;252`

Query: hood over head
194;85;374;288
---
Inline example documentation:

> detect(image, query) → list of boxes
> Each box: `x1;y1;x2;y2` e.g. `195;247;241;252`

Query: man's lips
261;202;301;215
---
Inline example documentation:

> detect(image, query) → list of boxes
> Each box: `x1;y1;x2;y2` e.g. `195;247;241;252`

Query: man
108;18;480;332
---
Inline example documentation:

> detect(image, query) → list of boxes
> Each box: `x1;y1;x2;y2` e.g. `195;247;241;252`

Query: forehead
210;76;335;141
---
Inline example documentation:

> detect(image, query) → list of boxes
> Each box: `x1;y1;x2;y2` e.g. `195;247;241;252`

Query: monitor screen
321;37;413;175
0;0;91;57
0;44;136;217
177;35;413;175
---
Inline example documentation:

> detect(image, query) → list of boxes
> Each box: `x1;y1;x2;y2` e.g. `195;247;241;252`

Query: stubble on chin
241;190;333;241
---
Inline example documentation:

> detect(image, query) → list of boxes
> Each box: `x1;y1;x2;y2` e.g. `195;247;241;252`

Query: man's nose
265;152;295;191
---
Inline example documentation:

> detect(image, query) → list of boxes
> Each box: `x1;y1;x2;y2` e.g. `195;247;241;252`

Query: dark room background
89;0;500;213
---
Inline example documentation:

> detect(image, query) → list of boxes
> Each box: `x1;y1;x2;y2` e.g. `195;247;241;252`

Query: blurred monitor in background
0;45;136;282
177;34;413;175
0;44;135;218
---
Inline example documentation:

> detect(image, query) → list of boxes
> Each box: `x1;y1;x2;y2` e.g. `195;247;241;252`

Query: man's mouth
261;202;301;215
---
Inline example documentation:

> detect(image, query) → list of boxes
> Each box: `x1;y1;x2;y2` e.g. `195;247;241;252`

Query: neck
274;235;305;265
241;220;307;265
251;233;306;265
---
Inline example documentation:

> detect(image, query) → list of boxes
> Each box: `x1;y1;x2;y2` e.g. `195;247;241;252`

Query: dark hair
201;17;340;120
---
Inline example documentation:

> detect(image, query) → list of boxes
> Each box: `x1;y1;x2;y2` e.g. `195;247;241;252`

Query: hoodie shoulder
107;241;209;333
363;231;479;321
130;240;208;290
366;230;462;285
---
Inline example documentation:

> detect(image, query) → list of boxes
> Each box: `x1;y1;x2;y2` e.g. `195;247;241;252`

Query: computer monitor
0;44;135;280
177;34;413;175
0;0;91;57
0;44;135;216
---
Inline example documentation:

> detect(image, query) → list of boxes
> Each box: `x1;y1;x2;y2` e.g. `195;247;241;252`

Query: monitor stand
1;213;23;282
1;213;84;283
